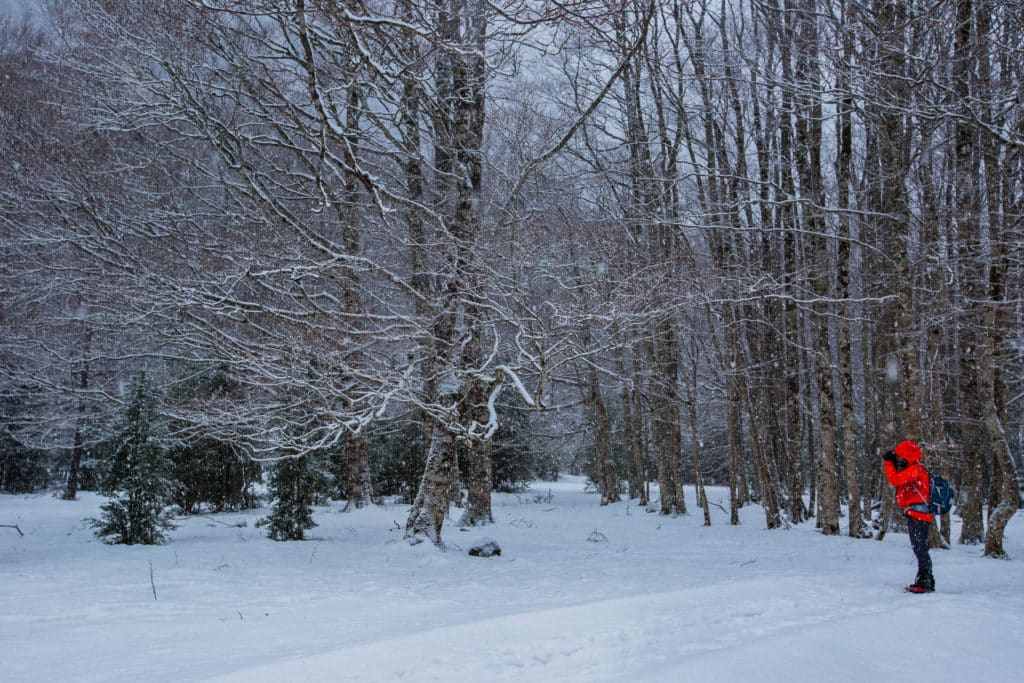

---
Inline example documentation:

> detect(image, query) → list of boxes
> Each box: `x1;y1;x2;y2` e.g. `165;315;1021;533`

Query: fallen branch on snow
199;515;247;528
2;524;24;536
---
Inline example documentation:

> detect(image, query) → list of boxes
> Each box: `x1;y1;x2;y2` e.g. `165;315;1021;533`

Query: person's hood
894;440;922;463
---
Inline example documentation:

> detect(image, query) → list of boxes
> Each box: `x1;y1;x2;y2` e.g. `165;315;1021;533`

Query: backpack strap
907;465;932;514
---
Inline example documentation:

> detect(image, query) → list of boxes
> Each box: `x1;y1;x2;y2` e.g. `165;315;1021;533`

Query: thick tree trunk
404;0;487;546
949;0;987;546
981;296;1019;556
972;0;1019;559
648;321;685;515
461;437;494;526
983;414;1020;558
834;9;866;538
343;434;372;510
406;423;458;546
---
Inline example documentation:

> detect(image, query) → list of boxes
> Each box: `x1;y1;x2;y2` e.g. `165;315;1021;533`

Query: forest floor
2;477;1023;682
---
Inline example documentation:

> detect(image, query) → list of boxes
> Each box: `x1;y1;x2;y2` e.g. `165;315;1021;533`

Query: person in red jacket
883;440;934;593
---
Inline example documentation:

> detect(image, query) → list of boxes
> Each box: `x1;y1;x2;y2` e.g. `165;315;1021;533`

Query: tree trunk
631;361;649;507
834;4;865;538
648;323;685;516
587;364;619;506
63;328;90;501
343;434;372;510
973;0;1019;559
726;374;741;525
406;422;457;546
982;383;1020;557
737;372;782;529
950;0;986;546
815;325;841;535
404;0;487;546
686;353;711;526
621;356;646;505
461;437;494;526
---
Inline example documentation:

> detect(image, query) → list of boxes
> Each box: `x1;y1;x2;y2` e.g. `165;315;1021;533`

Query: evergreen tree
368;421;427;504
0;438;50;493
487;408;546;493
164;364;261;513
169;437;261;514
260;455;321;541
91;373;177;545
0;389;53;493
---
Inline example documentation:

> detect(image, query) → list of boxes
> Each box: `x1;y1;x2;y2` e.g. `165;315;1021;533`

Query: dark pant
907;516;934;589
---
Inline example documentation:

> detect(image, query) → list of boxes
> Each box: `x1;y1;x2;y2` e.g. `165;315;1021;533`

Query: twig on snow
1;524;24;537
200;515;247;528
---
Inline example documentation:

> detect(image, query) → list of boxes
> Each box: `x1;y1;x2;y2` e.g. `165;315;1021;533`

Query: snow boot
905;584;934;594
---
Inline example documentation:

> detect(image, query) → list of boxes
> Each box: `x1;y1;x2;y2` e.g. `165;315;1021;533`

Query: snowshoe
905;584;934;594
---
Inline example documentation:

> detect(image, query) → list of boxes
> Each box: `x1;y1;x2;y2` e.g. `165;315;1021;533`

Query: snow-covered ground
3;478;1022;682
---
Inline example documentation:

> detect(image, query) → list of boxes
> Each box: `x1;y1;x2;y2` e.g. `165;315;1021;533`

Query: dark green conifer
91;373;177;545
261;455;321;541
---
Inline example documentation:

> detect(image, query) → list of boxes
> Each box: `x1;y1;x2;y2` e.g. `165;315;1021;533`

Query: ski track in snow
3;477;1023;682
205;579;892;682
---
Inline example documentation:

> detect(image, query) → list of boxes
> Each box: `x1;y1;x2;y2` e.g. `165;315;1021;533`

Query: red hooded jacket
883;440;933;523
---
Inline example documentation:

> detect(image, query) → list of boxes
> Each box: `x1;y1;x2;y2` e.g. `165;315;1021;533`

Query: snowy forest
2;0;1022;558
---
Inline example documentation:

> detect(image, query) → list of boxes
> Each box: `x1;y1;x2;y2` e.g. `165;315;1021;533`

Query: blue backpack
910;468;955;516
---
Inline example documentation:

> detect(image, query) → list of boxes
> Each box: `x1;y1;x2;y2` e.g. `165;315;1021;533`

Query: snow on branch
494;364;536;408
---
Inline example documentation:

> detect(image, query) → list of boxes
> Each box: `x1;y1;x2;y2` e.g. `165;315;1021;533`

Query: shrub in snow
91;374;177;545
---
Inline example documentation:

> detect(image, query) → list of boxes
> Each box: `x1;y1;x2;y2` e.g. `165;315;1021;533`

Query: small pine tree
260;455;320;541
91;374;177;545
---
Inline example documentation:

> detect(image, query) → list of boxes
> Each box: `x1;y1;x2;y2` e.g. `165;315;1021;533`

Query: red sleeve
884;461;923;487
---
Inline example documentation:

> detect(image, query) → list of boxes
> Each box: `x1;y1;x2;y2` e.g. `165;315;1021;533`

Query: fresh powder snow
2;477;1022;682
